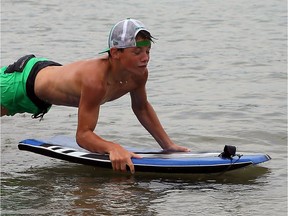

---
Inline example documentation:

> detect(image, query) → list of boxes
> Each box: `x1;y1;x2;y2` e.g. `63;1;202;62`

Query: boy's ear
110;48;120;59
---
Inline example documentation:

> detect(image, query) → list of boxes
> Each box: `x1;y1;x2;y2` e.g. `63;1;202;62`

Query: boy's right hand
109;144;142;174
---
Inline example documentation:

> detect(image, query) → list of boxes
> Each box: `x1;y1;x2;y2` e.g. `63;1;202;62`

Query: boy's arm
76;80;140;173
130;84;190;152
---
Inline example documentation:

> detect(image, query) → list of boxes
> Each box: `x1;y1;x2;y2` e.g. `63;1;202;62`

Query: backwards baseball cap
99;18;153;54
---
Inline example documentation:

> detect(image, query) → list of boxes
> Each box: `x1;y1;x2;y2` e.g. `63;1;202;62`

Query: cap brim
98;48;110;54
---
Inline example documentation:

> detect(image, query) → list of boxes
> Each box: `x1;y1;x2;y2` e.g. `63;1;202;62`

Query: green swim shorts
1;54;61;117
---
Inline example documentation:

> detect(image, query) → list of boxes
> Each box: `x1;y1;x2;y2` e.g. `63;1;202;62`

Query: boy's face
119;39;151;75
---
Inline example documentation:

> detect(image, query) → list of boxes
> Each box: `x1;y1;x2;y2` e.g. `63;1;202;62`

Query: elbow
75;130;87;149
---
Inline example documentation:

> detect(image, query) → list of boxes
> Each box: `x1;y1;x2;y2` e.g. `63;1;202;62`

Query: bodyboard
18;136;271;174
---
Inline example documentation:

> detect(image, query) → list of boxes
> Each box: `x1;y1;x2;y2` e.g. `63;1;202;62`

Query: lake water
1;0;287;215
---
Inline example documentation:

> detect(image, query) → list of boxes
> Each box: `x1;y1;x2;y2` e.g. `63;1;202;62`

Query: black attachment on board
219;145;236;159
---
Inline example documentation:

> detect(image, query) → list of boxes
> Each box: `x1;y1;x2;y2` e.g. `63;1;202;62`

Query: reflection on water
1;163;271;215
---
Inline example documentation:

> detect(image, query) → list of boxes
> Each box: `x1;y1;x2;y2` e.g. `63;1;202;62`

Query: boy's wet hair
136;30;154;42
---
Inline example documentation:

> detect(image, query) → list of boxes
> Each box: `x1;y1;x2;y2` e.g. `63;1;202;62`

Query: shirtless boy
1;18;189;173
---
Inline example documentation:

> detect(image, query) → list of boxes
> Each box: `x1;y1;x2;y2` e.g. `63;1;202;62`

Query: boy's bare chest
102;82;134;103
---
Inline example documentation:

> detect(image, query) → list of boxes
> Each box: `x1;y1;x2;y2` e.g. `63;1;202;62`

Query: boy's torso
34;58;146;107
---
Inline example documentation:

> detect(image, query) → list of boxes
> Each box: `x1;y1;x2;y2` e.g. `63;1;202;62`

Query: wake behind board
18;136;271;174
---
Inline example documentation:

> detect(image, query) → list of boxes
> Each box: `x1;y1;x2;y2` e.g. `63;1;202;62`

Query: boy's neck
107;59;130;85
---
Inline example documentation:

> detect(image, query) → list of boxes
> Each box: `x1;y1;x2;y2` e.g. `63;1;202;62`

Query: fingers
164;145;191;153
131;152;142;159
110;151;139;174
182;147;191;152
111;158;135;174
126;161;135;174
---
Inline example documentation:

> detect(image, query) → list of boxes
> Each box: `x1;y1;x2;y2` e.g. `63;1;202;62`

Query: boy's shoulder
65;57;109;74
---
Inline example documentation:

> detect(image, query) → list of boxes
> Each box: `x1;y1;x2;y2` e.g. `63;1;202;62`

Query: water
1;0;287;215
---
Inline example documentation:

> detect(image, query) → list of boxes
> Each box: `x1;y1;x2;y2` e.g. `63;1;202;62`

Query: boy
1;18;190;173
